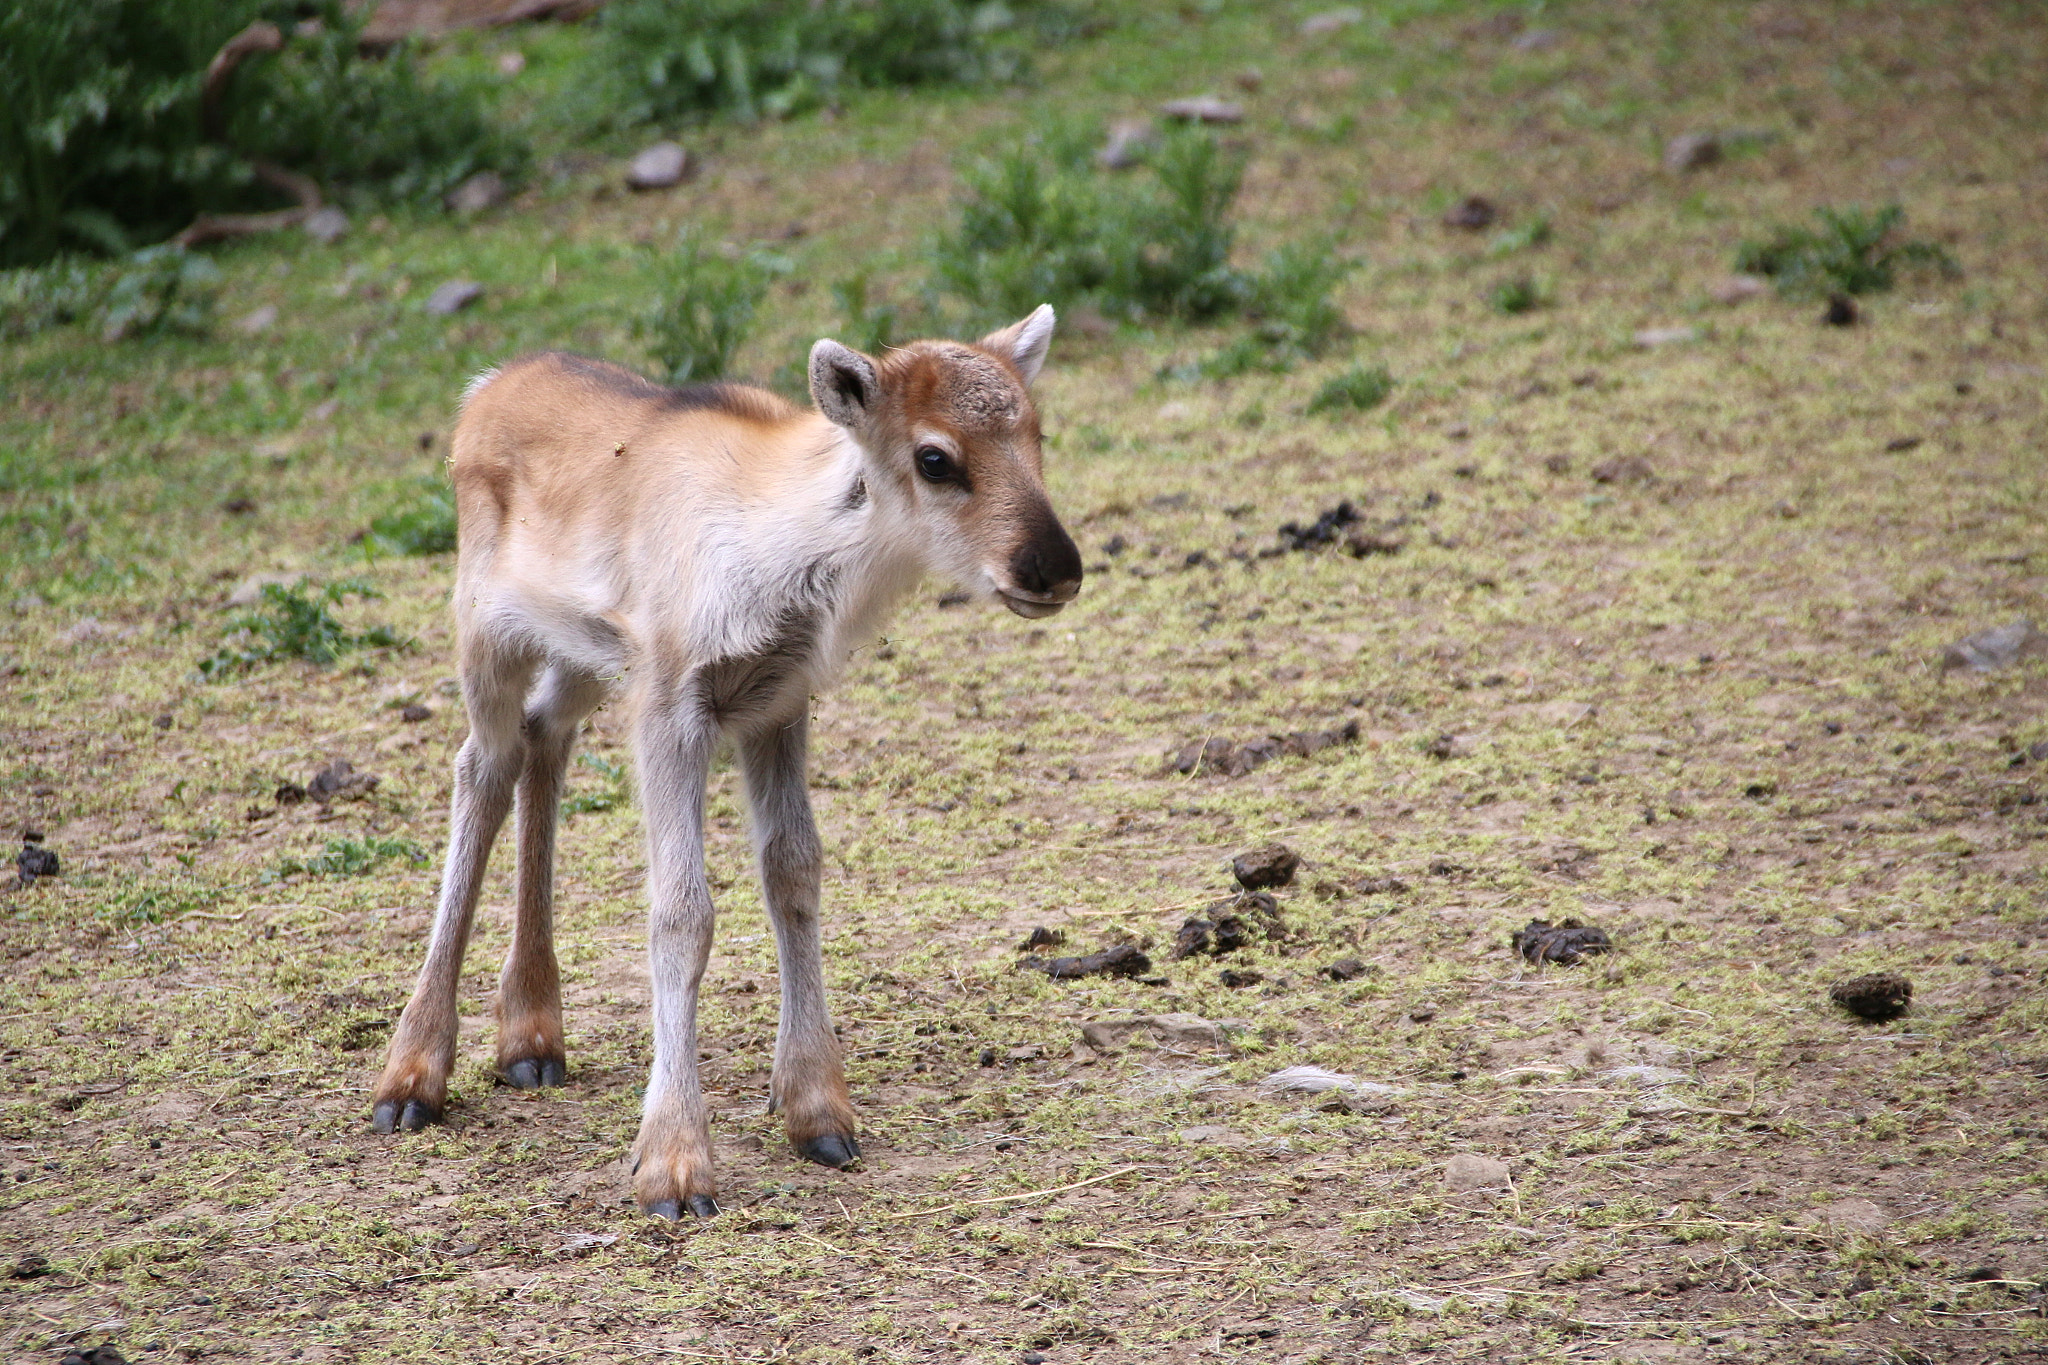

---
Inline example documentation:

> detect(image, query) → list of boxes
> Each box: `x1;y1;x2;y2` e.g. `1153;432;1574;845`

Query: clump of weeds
200;581;405;678
562;753;632;817
277;835;426;879
363;477;458;557
1487;273;1546;314
594;0;1041;128
1736;203;1956;298
638;233;780;383
1306;362;1395;415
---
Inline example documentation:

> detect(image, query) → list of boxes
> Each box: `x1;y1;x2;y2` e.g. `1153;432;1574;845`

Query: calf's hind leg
372;649;533;1132
741;713;860;1168
496;664;608;1090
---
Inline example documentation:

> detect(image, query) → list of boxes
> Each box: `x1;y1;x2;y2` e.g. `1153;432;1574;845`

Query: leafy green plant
597;0;1039;127
0;0;522;268
365;477;458;557
0;260;103;340
1488;274;1544;314
639;235;778;383
200;580;404;678
832;271;904;353
562;753;632;817
1307;363;1395;415
99;246;221;340
1736;204;1956;299
279;835;426;878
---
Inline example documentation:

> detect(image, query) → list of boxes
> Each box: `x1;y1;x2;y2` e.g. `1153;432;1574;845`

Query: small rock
1710;274;1767;304
1018;925;1065;952
1633;325;1698;347
1830;972;1912;1021
1169;720;1359;780
1160;95;1243;123
229;573;303;609
302;207;349;245
1602;1065;1687;1086
1941;620;2048;673
497;51;526;76
1589;455;1653;484
61;617;105;645
306;759;378;803
1259;1065;1402;1110
1081;1012;1241;1052
1299;7;1362;35
1443;1154;1511;1191
426;280;485;317
15;844;59;884
445;171;508;215
1322;957;1370;981
7;1251;49;1278
1343;530;1406;557
399;702;433;723
1443;195;1498;230
1511;918;1613;965
1823;294;1859;326
274;781;308;807
1218;968;1262;988
627;141;691;191
1662;131;1721;172
237;305;278;335
1097;118;1157;170
221;496;256;515
1810;1197;1890;1235
1232;842;1300;890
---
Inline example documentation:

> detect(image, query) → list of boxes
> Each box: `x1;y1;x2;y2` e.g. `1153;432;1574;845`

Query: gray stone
1299;7;1362;35
302;207;349;245
426;280;484;317
445;171;508;214
1160;96;1243;124
1711;274;1768;304
627;141;691;190
1097;118;1157;171
1081;1013;1244;1053
1808;1197;1889;1235
1634;325;1699;347
1942;619;2048;672
1443;1154;1511;1191
225;572;303;608
237;305;278;335
1663;132;1721;173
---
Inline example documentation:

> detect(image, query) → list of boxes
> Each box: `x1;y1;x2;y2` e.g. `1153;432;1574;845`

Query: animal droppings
1168;720;1361;779
1232;843;1300;890
1511;918;1614;965
1830;972;1912;1021
15;842;59;884
1019;942;1151;980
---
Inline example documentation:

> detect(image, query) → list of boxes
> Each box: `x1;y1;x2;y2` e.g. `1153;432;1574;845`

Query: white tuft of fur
460;366;503;409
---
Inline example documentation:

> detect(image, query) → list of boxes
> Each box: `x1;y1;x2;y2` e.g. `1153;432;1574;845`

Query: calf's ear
810;339;879;430
977;304;1056;385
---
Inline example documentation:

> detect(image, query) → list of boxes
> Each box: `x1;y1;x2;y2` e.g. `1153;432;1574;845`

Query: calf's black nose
1011;515;1084;598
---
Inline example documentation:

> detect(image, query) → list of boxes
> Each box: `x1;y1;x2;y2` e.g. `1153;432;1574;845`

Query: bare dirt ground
3;2;2046;1362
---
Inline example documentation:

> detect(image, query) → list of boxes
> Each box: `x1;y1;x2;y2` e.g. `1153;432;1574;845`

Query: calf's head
809;305;1083;619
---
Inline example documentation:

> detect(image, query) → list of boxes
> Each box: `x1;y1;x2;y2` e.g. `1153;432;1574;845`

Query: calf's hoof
645;1194;721;1221
502;1057;567;1090
799;1133;863;1169
370;1097;441;1134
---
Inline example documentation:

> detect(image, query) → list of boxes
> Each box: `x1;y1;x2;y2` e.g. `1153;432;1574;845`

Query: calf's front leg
741;713;860;1168
630;695;722;1219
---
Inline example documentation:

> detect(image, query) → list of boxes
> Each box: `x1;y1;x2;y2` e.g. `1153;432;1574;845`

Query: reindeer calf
369;308;1081;1218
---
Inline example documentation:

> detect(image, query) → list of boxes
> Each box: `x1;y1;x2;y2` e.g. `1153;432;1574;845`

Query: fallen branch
174;22;325;247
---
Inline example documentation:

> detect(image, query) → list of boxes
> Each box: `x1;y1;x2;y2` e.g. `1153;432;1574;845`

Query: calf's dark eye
916;446;956;483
